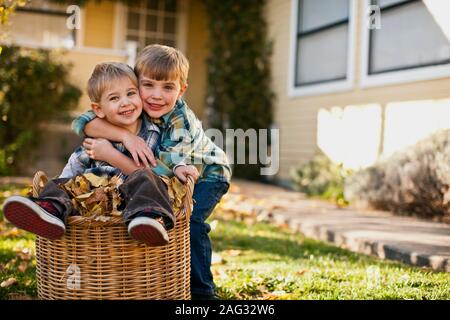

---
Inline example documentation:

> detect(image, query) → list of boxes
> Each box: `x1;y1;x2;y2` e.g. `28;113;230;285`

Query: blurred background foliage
0;46;81;175
291;152;352;207
204;0;274;180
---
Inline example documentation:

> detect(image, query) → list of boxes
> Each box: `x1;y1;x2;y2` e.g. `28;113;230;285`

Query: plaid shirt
62;116;159;180
72;99;231;183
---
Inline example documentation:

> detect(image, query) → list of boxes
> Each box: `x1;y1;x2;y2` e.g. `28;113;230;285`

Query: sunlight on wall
383;99;450;157
423;0;450;41
317;99;450;170
317;104;381;169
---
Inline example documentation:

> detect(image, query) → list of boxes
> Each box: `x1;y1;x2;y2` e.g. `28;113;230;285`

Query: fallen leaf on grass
1;278;18;288
211;252;224;265
18;261;29;273
262;290;288;300
296;269;307;276
223;249;241;257
7;293;33;300
5;258;17;270
210;219;219;231
1;227;24;237
16;248;33;261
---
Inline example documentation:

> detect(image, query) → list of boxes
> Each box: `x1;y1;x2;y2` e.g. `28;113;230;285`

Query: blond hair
87;62;138;103
134;44;189;87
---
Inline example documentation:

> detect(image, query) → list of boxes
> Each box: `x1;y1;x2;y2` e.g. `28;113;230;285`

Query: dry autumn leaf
223;249;242;257
83;173;109;188
161;176;188;213
18;261;29;273
1;278;18;288
7;293;34;300
16;248;32;261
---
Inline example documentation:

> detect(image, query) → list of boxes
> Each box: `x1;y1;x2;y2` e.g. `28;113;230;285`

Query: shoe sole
128;217;169;246
3;196;65;240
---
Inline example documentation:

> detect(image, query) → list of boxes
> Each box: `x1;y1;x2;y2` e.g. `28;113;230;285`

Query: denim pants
37;169;175;229
190;180;230;296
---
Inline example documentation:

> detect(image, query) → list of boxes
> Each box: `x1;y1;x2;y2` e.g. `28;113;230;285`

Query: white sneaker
128;216;169;246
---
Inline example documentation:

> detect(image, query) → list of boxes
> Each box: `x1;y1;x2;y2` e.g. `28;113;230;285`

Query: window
361;0;450;87
289;0;356;97
295;0;350;86
126;0;178;52
369;0;450;74
7;0;75;48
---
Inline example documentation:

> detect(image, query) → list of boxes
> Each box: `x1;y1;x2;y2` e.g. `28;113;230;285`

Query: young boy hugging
71;45;232;300
3;62;197;247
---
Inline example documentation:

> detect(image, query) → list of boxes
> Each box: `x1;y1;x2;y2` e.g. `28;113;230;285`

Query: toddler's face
96;77;143;131
138;75;186;119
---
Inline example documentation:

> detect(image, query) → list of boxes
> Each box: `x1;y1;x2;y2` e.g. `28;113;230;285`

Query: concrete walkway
229;179;450;272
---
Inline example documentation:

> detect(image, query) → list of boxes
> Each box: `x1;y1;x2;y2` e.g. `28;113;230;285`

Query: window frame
288;0;357;98
124;0;185;51
360;0;450;88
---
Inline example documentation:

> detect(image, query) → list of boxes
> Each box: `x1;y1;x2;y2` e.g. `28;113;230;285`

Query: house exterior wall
266;0;450;182
184;0;209;119
62;50;127;112
83;1;116;48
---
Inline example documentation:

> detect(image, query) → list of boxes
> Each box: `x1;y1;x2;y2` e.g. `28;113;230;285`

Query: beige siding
60;50;127;112
184;0;209;119
83;1;115;48
266;0;450;181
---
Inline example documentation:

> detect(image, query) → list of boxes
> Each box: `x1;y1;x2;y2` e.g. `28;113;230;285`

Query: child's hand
122;132;157;168
83;138;114;162
174;165;200;183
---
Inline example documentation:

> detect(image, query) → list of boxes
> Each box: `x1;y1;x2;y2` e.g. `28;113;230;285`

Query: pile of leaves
161;176;189;214
58;173;190;218
59;173;123;217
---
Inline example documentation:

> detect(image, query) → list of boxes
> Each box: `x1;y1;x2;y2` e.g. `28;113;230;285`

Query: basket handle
32;171;48;198
182;176;195;220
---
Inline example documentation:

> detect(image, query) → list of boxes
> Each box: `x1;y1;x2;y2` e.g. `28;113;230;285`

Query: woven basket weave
32;171;193;300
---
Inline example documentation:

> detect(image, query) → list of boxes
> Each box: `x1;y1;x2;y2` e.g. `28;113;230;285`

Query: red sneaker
3;196;65;240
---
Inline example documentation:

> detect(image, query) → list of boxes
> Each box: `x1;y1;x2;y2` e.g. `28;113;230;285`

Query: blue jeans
190;181;229;296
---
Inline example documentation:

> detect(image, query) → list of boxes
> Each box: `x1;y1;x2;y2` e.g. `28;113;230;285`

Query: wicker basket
32;171;193;300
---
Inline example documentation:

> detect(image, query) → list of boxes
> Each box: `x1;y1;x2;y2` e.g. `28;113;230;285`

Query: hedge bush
345;129;450;219
291;152;352;206
0;46;81;175
204;0;274;180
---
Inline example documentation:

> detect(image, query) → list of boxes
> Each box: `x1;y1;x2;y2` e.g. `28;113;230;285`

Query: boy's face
92;77;142;131
138;75;187;119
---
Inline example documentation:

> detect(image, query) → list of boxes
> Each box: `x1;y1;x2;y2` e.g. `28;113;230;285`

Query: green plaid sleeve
72;110;97;137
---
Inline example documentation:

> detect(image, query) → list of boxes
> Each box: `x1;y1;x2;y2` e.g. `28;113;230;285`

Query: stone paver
229;179;450;272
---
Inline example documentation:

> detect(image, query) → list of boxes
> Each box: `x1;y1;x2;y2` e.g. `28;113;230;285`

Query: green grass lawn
0;184;449;300
210;218;450;300
0;184;37;300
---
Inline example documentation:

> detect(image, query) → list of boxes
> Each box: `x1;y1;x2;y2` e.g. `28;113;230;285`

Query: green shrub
291;152;352;206
345;129;450;219
0;46;81;175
